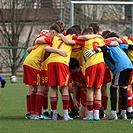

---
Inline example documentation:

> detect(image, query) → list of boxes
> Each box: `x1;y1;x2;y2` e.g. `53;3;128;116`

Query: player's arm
35;36;47;44
57;33;76;45
45;45;67;57
78;34;103;40
105;37;122;43
72;81;80;109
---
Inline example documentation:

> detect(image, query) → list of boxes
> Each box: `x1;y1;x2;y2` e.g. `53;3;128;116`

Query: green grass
0;79;133;133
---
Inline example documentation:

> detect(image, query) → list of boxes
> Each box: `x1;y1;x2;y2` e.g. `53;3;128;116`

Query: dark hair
102;30;111;38
71;24;81;34
66;27;78;35
88;22;100;34
105;32;119;39
50;20;65;33
82;27;93;35
69;58;80;71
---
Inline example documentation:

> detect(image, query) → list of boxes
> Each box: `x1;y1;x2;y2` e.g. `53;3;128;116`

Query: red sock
127;89;132;109
43;92;48;110
62;95;69;110
35;91;44;116
94;99;101;110
50;96;58;110
86;101;93;110
30;90;37;114
102;96;108;110
26;95;31;114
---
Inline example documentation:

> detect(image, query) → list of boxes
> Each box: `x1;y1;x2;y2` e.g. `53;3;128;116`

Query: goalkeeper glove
84;49;99;57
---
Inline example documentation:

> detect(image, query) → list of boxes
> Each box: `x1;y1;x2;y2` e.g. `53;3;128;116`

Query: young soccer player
69;57;88;119
23;21;66;120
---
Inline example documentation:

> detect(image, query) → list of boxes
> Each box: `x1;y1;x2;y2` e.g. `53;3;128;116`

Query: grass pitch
0;78;133;133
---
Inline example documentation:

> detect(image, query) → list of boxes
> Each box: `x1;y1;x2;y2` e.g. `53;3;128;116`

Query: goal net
63;0;133;36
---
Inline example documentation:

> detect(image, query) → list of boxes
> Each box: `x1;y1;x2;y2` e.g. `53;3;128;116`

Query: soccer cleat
62;115;73;120
43;112;51;118
99;107;104;118
1;80;6;88
103;113;118;120
52;113;58;120
51;112;62;120
25;113;31;119
126;111;133;119
42;114;51;120
69;108;79;118
93;116;100;121
118;114;127;120
34;115;45;120
83;116;94;120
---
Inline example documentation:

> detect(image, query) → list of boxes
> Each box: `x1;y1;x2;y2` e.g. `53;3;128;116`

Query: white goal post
70;1;133;35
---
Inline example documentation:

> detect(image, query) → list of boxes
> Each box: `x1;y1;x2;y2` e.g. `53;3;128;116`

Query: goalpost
69;1;133;35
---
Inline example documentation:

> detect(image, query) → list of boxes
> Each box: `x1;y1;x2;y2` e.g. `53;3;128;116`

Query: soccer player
69;57;88;119
36;27;82;120
0;74;6;88
23;21;67;120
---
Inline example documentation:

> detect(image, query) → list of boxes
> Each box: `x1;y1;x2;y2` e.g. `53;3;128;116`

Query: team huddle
23;20;133;121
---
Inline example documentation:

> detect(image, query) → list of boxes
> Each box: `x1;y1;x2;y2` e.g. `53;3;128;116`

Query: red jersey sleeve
44;36;54;44
128;36;133;42
121;39;128;44
104;39;111;46
71;35;85;46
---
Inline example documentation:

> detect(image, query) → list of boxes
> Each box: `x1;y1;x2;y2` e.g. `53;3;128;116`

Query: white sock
111;110;116;116
94;110;99;117
127;107;132;113
52;110;57;114
121;110;126;116
88;110;93;117
43;109;48;112
63;109;68;115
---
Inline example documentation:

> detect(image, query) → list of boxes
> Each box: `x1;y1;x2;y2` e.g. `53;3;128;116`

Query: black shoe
51;112;63;120
117;111;121;116
1;80;6;88
43;111;51;118
69;108;79;118
99;107;105;118
126;111;133;119
25;113;31;119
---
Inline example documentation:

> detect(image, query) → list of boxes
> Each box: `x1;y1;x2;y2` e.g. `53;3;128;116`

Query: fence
0;47;27;76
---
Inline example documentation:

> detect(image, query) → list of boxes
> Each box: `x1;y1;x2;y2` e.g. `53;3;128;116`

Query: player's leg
42;86;51;118
0;74;6;88
25;85;32;119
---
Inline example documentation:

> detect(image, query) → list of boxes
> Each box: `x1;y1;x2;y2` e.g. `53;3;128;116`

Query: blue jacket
103;44;133;74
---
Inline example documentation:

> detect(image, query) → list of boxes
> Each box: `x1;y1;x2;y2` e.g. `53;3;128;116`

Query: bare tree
0;0;41;75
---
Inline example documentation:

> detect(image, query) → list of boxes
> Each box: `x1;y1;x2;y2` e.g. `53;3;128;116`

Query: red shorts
23;65;41;85
103;67;112;84
128;70;133;85
48;62;70;86
85;62;105;89
41;70;48;86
